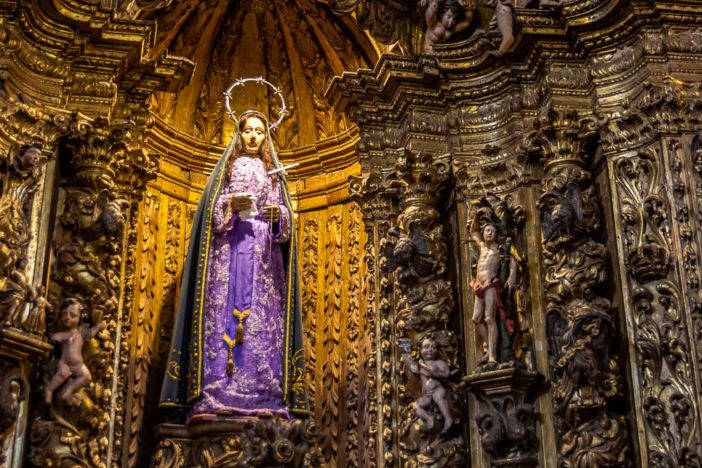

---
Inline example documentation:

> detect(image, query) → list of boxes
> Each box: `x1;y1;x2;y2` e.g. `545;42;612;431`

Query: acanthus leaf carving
381;149;466;466
0;144;49;333
612;145;702;465
530;107;632;466
30;115;158;468
600;80;702;155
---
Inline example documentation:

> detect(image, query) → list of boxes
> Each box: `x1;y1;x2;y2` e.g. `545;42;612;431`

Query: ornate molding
152;418;323;467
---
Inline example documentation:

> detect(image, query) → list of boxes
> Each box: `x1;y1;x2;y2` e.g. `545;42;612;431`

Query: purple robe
191;154;291;417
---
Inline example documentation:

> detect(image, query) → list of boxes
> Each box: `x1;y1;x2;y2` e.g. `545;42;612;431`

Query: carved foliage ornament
528;108;631;466
0;145;48;333
30;115;156;468
378;149;466;466
613;146;701;466
151;419;323;467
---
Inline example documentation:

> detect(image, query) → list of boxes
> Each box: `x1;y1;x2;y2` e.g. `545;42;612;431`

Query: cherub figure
484;0;515;56
421;0;474;54
470;203;518;365
17;145;41;170
402;335;454;432
44;298;105;405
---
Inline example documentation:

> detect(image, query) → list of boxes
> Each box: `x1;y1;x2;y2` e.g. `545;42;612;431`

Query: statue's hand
230;194;253;212
262;205;280;223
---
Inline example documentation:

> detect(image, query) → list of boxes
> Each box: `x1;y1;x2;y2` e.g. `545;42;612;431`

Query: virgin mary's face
241;116;266;155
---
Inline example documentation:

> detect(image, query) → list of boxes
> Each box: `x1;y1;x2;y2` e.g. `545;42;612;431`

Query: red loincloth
473;280;515;335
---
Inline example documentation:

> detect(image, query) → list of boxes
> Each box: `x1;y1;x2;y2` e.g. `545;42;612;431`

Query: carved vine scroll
526;108;632;467
29;117;156;468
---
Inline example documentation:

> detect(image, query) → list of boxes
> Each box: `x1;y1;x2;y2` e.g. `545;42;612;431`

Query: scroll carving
350;172;397;466
29;117;155;468
612;147;702;465
526;108;632;466
0;145;47;332
360;234;379;468
237;418;324;466
152;418;323;467
382;149;466;466
689;135;702;373
350;167;397;468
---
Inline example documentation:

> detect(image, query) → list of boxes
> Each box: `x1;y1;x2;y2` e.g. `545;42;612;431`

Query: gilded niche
139;0;377;147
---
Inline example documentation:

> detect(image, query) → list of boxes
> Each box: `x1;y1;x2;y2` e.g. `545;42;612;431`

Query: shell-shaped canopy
146;0;378;149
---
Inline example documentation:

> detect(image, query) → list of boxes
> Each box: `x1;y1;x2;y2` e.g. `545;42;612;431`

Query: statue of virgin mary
159;109;307;419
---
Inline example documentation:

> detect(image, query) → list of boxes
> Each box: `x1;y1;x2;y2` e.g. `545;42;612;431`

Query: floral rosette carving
237;418;324;467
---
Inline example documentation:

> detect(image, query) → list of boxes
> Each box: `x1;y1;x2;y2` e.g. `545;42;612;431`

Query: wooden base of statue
152;415;322;467
462;366;542;468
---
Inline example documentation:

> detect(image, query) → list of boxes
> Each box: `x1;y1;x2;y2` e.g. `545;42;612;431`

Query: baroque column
28;116;156;467
525;107;633;466
350;148;468;467
0;93;69;466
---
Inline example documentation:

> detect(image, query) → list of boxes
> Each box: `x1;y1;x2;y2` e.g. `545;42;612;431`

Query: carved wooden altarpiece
1;0;702;467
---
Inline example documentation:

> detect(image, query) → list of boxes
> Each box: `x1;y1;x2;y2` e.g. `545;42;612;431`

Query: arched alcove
121;2;379;465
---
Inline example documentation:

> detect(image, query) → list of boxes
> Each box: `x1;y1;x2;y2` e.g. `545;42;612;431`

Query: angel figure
484;0;516;56
402;335;454;433
421;0;474;54
44;298;105;405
